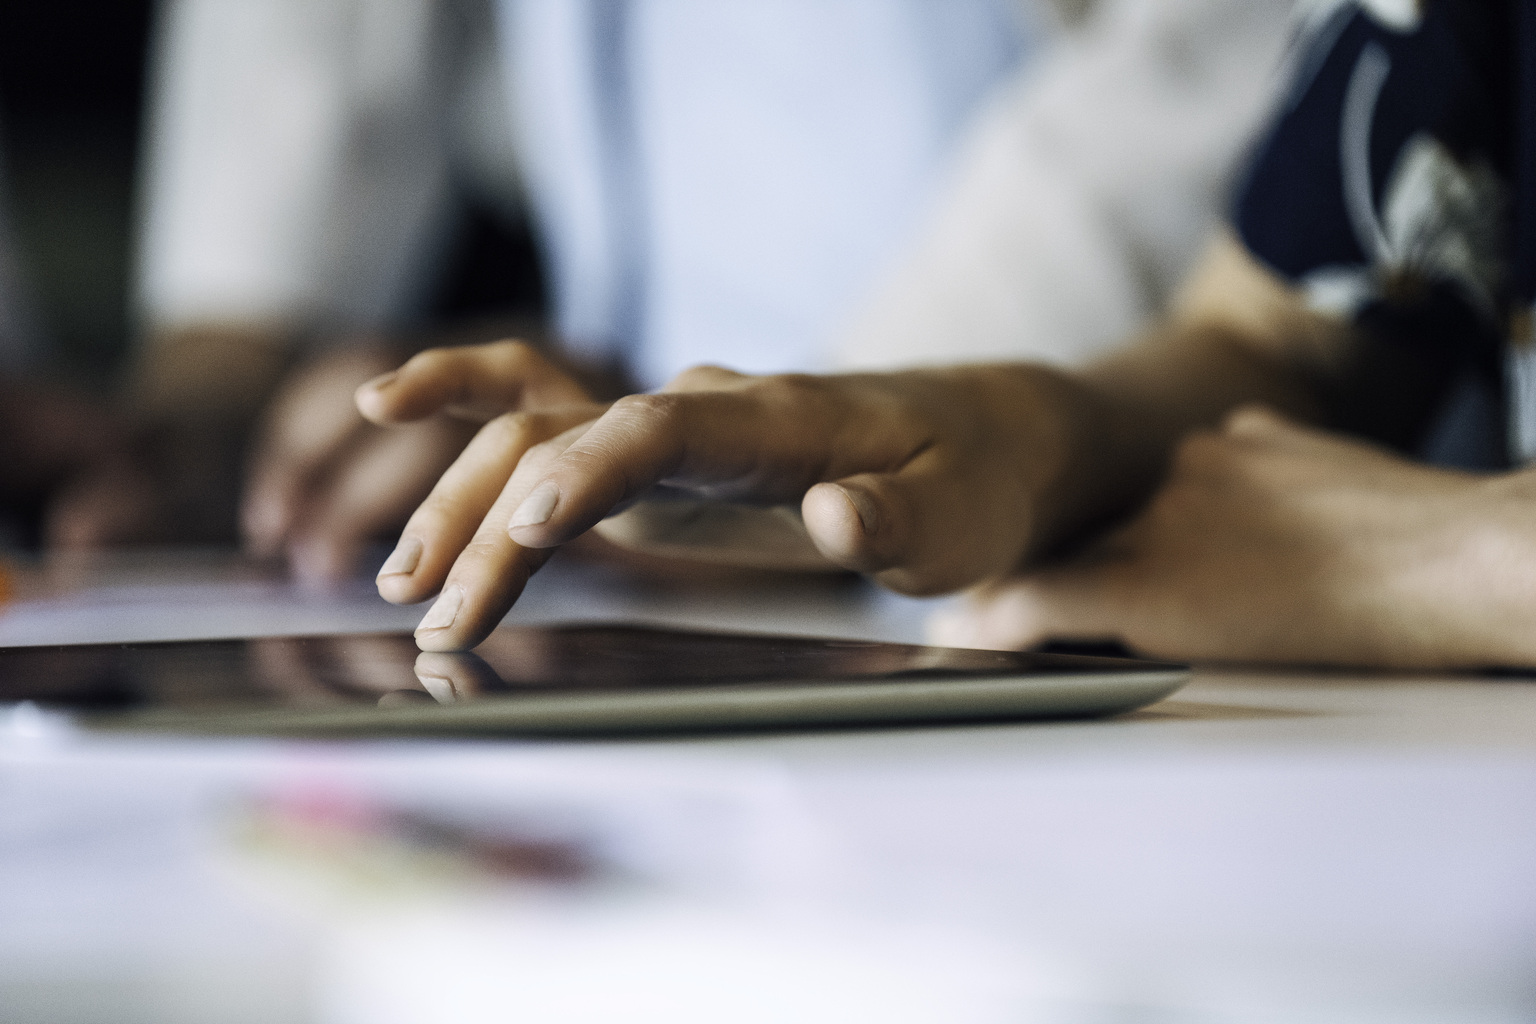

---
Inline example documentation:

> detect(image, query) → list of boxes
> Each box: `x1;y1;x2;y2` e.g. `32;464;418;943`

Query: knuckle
460;535;506;562
478;409;571;454
400;347;456;388
666;364;739;391
487;338;536;369
611;391;684;429
403;498;459;541
756;372;836;419
480;410;537;449
761;372;824;400
520;434;573;474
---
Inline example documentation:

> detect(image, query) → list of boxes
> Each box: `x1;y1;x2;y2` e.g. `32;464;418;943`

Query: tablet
0;624;1188;736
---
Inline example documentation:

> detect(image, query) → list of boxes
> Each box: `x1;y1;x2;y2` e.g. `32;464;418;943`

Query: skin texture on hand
373;233;1344;653
253;338;601;589
361;341;610;645
369;355;1097;651
375;232;1534;667
241;345;484;587
930;407;1536;670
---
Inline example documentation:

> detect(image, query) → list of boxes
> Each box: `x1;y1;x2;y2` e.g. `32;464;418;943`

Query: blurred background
0;1;548;385
6;7;1536;1024
0;1;156;383
0;0;1291;570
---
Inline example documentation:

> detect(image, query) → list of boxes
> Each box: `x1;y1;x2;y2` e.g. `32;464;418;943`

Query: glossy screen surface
0;624;1178;714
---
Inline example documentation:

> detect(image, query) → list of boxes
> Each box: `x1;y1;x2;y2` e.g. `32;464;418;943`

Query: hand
359;341;607;643
240;345;483;586
246;338;595;587
930;407;1536;669
372;357;1088;651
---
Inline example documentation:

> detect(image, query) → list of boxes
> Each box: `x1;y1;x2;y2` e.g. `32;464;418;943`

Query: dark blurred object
0;1;544;385
0;1;154;384
0;2;547;552
0;376;131;548
429;195;548;324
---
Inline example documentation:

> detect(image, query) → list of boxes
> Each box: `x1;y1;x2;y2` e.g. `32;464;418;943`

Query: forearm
1410;468;1536;669
1011;231;1342;562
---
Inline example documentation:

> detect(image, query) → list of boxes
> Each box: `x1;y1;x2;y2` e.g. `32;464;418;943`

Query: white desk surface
2;549;1533;1024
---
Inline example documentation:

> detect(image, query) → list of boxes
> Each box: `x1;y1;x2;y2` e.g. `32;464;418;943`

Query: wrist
977;362;1130;565
924;362;1107;568
1446;472;1536;667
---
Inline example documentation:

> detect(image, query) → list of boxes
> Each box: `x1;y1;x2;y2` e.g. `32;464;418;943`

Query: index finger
503;376;921;550
356;341;590;425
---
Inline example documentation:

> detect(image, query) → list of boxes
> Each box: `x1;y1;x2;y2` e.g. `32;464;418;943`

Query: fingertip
414;631;467;653
354;375;396;424
413;584;468;650
508;480;560;530
412;556;538;652
376;573;422;605
377;534;422;576
507;479;580;548
414;634;466;653
803;482;883;570
376;535;429;604
364;369;399;392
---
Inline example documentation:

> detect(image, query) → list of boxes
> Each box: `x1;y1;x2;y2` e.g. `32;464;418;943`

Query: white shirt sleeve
500;0;1034;384
833;0;1298;370
136;0;458;336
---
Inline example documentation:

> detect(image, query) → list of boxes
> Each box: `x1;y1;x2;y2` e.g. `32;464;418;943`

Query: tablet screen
0;625;1168;709
0;625;1187;734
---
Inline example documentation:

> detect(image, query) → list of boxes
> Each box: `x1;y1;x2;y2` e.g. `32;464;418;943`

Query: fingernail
834;484;879;534
416;585;463;633
510;481;560;530
415;671;456;703
363;370;398;391
377;536;422;577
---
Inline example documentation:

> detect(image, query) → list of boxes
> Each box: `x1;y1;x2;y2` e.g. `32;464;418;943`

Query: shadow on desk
1129;700;1319;723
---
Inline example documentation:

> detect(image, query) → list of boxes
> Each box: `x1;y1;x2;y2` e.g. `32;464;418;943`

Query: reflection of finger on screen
472;628;562;684
415;650;504;702
377;689;436;708
332;635;424;694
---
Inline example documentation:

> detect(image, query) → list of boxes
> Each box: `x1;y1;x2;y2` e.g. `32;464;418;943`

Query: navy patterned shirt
1234;0;1535;468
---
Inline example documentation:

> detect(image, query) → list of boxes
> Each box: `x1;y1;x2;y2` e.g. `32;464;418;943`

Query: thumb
802;449;1032;596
